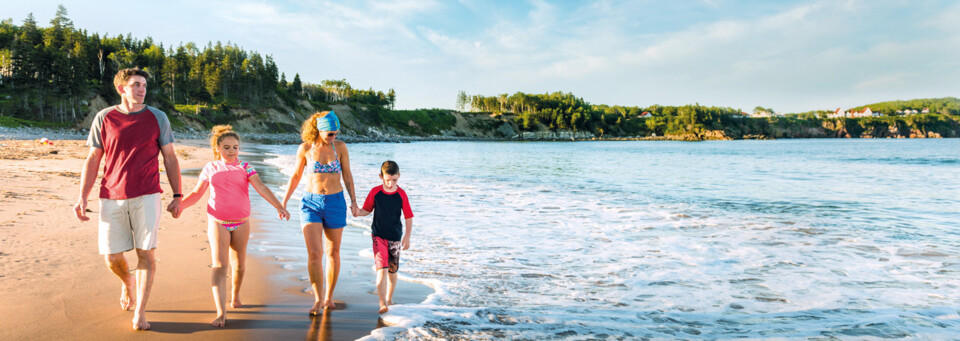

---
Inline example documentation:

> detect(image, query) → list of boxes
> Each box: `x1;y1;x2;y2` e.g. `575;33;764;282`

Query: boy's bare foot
230;297;242;308
211;314;226;327
323;299;336;310
120;275;136;310
378;305;389;314
309;301;323;316
132;314;150;331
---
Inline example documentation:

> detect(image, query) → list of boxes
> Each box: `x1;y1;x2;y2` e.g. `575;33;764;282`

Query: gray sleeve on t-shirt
86;107;112;149
148;106;175;146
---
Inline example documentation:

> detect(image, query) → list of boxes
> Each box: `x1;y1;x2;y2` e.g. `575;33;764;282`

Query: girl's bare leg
229;221;251;308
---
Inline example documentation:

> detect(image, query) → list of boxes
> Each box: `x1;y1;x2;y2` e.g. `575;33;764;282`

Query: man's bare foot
230;297;242;308
211;314;226;327
378;305;389;314
386;300;395;306
309;301;323;316
120;275;136;311
323;299;336;310
132;314;151;331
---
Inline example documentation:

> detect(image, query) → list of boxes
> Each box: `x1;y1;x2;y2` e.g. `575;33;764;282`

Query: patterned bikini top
310;144;341;174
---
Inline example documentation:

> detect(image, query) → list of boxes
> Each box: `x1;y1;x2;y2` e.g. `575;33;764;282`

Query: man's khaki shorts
98;193;162;254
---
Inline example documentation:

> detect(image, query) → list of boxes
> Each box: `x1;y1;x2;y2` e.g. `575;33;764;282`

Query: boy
356;160;414;314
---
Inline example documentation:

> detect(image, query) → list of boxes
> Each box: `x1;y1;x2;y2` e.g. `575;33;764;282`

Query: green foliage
0;115;72;128
0;7;396;126
370;108;456;135
848;97;960;116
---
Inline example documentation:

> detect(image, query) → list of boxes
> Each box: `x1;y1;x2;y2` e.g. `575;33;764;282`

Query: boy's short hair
113;67;151;90
381;160;399;175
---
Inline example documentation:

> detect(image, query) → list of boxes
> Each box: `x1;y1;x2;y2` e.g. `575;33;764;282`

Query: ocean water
255;139;960;340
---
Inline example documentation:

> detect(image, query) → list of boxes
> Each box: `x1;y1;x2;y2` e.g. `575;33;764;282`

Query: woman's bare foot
211;314;226;327
323;299;336;310
120;275;136;311
132;314;150;331
378;305;389;314
308;301;323;316
230;297;242;308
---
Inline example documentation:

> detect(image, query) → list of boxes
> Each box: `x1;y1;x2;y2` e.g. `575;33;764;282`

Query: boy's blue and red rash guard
362;185;414;241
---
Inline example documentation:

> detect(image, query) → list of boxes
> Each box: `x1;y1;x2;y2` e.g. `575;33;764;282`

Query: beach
0;138;431;340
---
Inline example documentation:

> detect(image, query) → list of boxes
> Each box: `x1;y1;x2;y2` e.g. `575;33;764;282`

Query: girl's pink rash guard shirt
199;159;257;221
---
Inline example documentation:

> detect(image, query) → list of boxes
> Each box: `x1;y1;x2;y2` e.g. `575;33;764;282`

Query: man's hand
74;198;90;221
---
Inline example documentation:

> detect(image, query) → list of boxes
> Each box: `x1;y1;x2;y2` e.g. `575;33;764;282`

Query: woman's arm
281;143;308;209
337;141;360;216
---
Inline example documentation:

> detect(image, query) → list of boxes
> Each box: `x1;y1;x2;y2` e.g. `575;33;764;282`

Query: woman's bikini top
310;144;341;174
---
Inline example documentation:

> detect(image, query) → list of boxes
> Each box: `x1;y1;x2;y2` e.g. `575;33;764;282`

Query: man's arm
159;143;183;217
74;147;104;221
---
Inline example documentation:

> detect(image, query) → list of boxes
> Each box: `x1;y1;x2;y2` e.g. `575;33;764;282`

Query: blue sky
5;0;960;113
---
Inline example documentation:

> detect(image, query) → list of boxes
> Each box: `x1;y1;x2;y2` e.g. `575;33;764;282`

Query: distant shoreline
1;125;955;145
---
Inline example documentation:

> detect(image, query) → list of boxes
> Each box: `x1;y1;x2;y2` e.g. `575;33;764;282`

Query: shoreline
4;125;955;145
0;138;432;340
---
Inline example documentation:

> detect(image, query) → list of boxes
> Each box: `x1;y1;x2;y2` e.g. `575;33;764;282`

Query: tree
456;90;468;112
291;73;302;96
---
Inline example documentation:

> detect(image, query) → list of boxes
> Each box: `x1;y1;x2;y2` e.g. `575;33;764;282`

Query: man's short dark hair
113;67;150;90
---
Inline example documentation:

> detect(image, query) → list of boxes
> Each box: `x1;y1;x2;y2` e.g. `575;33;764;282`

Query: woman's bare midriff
306;173;343;194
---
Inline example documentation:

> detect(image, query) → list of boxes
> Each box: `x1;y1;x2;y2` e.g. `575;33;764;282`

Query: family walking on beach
73;68;415;330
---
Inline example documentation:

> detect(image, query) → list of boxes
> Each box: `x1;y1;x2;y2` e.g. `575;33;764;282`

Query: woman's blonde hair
301;111;334;144
209;124;240;160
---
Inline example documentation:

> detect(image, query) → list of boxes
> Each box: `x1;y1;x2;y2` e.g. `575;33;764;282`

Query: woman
282;111;359;314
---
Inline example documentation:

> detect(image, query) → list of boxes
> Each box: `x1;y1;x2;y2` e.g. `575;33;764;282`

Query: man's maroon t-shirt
87;105;174;199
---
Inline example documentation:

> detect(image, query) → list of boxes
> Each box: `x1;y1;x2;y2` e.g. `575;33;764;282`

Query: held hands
73;198;89;221
277;206;291;220
166;199;181;218
350;203;360;217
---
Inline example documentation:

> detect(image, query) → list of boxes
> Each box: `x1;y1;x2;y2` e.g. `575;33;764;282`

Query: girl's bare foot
230;297;242;308
132;314;150;331
309;301;323;316
120;275;136;311
378;305;389;314
211;314;226;327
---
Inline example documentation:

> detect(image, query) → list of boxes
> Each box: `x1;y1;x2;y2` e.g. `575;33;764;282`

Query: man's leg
129;193;161;331
104;253;136;310
132;248;156;330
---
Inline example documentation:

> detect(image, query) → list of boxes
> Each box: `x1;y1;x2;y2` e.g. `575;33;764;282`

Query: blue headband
316;111;340;132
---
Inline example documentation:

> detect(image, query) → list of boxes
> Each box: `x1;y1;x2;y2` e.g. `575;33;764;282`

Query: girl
181;125;290;327
282;111;359;315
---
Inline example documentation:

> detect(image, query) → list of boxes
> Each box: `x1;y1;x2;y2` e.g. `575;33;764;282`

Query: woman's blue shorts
299;191;347;229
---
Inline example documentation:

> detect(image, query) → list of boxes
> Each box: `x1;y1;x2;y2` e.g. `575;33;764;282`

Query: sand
0;138;431;340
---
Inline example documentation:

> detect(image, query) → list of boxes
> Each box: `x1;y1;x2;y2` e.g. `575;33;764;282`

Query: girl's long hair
210;125;240;160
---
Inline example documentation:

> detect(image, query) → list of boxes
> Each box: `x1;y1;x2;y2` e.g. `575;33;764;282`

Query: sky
4;0;960;113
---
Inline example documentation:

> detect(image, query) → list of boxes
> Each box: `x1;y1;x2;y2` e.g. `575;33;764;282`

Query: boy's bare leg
376;269;389;314
229;222;251;308
303;223;326;315
132;248;156;330
104;253;136;310
209;220;231;327
386;272;398;306
322;227;343;310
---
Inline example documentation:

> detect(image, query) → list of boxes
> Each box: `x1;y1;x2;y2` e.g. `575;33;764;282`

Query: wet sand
0;138;431;340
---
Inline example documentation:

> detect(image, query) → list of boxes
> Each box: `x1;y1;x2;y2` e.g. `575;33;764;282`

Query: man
73;67;182;331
